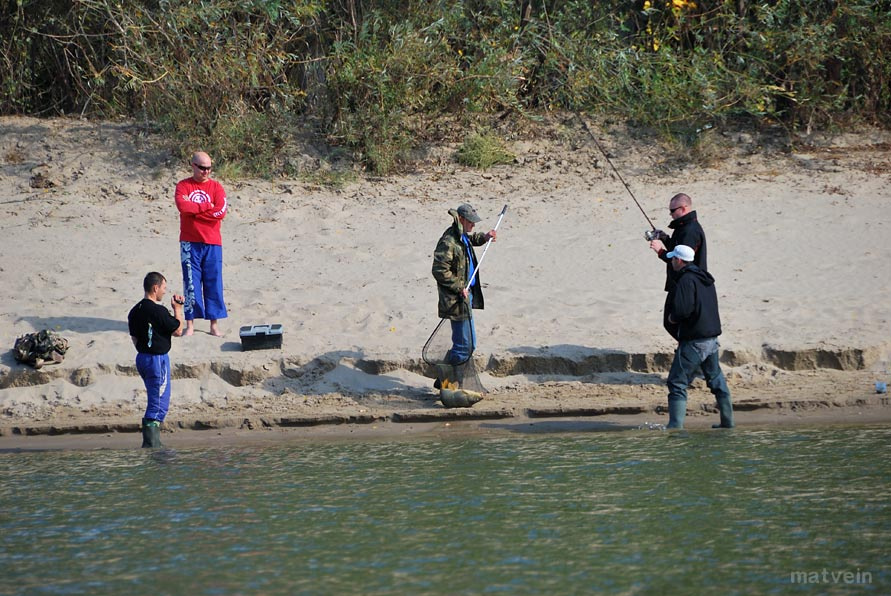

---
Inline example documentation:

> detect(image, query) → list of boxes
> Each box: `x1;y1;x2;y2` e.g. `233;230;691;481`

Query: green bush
456;130;515;169
1;0;889;175
325;16;460;174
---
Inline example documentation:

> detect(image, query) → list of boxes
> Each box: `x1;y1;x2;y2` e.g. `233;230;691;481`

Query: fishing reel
645;229;666;242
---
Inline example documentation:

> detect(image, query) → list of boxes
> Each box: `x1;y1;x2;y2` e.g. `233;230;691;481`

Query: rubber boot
666;398;686;429
141;418;163;448
712;393;735;428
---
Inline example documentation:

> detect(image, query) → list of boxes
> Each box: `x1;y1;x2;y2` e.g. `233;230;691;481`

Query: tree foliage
2;0;889;174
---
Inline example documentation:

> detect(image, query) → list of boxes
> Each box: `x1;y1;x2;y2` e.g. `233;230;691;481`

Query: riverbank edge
2;394;890;451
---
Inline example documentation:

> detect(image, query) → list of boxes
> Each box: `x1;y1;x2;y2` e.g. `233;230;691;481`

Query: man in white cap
664;244;733;429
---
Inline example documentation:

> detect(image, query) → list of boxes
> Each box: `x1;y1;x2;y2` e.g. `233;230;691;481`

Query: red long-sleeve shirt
174;178;228;245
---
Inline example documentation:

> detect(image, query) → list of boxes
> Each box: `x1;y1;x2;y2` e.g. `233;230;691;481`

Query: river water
1;425;888;594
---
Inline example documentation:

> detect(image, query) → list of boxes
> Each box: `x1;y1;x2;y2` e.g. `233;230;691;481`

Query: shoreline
2;369;889;450
2;116;890;450
3;406;890;452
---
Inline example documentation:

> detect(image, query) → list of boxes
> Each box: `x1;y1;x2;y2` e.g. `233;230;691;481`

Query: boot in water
141;418;163;448
666;398;687;429
712;392;734;428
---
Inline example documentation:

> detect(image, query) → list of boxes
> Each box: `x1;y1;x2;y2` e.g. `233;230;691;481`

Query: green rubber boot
712;393;735;428
141;418;163;448
666;399;686;429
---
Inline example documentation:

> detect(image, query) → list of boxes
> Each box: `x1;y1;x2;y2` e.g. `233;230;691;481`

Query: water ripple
1;426;889;594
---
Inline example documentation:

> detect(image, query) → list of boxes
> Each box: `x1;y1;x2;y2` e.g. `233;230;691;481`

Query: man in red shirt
175;151;228;336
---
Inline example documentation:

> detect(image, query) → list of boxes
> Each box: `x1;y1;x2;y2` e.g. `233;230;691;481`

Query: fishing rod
464;204;507;292
575;113;661;240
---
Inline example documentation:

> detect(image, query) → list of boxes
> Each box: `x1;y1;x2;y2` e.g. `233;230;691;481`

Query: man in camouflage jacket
432;203;497;364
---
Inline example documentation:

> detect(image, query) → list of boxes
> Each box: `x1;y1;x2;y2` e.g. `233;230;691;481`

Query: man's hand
171;294;186;337
485;229;497;242
461;288;469;299
649;239;666;254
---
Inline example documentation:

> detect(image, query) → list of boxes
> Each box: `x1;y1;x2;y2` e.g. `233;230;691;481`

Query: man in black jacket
649;193;707;338
664;245;733;429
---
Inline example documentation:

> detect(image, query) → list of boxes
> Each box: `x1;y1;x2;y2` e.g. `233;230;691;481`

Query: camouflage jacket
432;209;488;320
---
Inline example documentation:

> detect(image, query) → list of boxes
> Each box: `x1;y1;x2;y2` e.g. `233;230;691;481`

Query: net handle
464;205;508;293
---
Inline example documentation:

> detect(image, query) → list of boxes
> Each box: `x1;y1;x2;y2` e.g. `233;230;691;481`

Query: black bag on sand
13;329;69;369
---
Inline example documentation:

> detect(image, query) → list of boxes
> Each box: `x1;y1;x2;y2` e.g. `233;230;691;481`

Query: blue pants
181;241;227;321
445;295;476;365
446;318;476;365
666;338;733;429
136;353;171;422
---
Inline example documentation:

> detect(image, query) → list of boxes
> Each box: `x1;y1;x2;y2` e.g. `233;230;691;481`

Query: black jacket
661;210;707;292
669;264;722;342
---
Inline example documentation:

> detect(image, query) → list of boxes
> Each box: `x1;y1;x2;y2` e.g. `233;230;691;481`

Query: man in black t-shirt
128;272;184;448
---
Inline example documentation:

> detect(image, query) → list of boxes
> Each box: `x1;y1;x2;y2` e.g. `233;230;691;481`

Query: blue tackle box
239;324;283;351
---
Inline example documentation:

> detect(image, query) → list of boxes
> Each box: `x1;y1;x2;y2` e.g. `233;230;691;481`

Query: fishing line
575;113;658;235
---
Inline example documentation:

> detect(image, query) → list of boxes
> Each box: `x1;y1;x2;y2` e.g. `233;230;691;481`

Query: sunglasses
192;163;212;172
669;205;683;213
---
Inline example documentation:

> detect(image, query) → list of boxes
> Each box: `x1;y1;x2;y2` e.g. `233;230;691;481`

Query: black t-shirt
128;299;180;355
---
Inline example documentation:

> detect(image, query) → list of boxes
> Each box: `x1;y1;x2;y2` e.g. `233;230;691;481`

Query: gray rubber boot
666;398;686;429
712;393;735;428
141;418;163;448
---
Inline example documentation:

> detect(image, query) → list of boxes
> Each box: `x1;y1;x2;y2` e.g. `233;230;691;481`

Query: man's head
668;193;692;221
456;203;481;232
666;244;695;271
144;272;167;300
190;151;213;183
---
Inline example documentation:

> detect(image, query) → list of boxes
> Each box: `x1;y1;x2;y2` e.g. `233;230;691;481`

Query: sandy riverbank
1;115;890;448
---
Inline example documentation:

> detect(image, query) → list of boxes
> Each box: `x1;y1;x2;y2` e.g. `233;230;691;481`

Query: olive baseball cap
456;203;482;223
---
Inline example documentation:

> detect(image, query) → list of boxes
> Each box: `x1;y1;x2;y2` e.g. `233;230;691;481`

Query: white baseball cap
666;245;695;262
